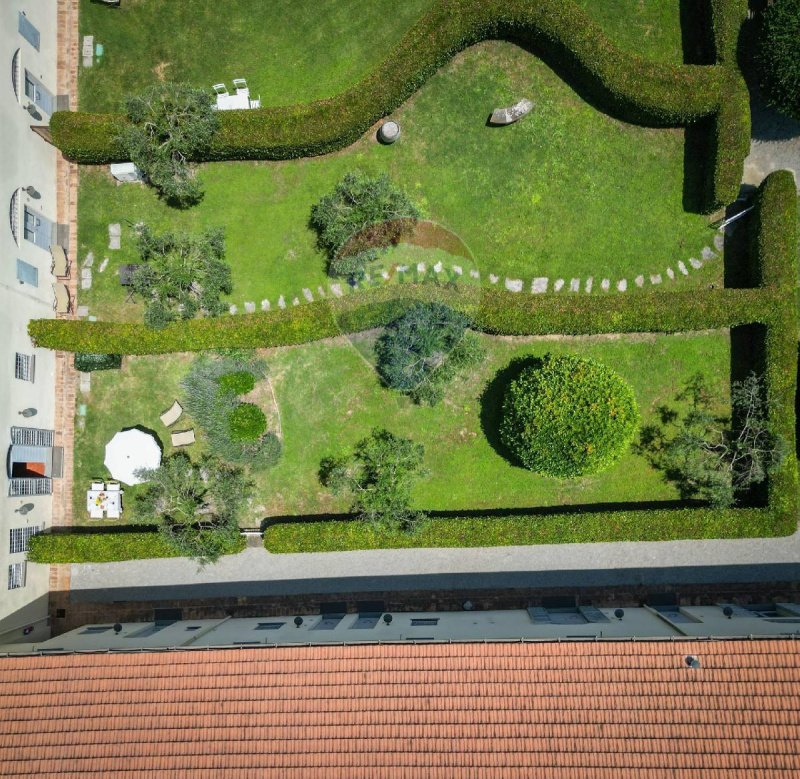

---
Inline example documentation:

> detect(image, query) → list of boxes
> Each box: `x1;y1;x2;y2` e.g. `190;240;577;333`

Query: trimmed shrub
758;0;800;121
49;0;749;210
500;354;640;477
328;249;378;282
228;403;267;442
217;371;256;396
73;353;122;372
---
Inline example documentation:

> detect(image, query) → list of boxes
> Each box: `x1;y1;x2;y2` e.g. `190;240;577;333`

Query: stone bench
490;98;534;126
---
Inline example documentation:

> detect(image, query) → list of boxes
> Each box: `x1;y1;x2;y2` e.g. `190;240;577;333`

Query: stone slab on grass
506;278;524;293
635;275;644;288
714;233;724;251
261;299;270;311
617;279;627;291
584;277;593;293
302;288;314;302
666;267;675;280
277;295;286;308
701;246;717;261
678;261;689;275
329;284;343;298
689;258;703;269
569;278;580;293
244;302;256;313
530;277;547;294
600;278;610;291
79;372;91;394
650;274;662;285
553;279;564;292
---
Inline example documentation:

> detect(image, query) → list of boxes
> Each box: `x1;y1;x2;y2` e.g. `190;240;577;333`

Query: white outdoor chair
249;96;261;109
159;399;183;427
91;481;105;491
106;481;122;492
233;78;248;96
106;506;120;519
212;83;229;96
171;429;196;447
89;507;104;520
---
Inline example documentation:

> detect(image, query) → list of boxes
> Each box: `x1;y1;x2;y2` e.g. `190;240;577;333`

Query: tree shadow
479;355;543;468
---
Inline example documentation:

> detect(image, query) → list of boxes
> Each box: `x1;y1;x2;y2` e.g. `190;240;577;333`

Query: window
8;562;26;590
18;12;40;51
79;626;111;635
9;526;40;554
16;259;38;287
254;622;285;631
410;618;439;626
15;353;34;382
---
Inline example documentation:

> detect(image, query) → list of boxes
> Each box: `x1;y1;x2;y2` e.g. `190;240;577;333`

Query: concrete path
67;527;800;603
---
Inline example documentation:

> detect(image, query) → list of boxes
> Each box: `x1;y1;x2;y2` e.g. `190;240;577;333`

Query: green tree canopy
132;225;232;328
500;354;640;478
135;453;252;565
376;302;484;405
120;82;219;206
758;0;800;121
319;428;426;530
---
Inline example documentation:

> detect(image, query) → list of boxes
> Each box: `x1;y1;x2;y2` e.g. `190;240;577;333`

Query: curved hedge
50;0;749;210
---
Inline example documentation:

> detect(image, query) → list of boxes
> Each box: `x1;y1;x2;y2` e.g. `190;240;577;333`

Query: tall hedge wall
50;0;749;211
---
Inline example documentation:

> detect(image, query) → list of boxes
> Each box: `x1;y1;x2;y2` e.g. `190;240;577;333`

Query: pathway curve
65;526;800;602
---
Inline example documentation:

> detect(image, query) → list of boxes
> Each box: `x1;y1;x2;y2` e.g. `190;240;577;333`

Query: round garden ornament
378;121;401;144
499;353;639;478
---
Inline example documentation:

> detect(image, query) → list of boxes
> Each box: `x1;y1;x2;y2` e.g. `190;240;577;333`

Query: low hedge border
27;530;246;564
50;0;749;211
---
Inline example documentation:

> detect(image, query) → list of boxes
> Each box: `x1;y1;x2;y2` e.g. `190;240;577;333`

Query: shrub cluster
500;355;640;477
228;402;267;442
757;0;800;121
49;0;749;211
218;370;256;395
73;353;122;372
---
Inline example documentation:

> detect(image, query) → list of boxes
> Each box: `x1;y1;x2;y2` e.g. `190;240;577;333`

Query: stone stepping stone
650;274;662;285
530;277;547;294
108;223;121;250
635;275;644;288
261;299;270;311
433;262;443;273
329;284;343;298
617;279;627;292
689;258;703;269
380;271;390;280
470;269;480;279
292;297;300;306
666;267;675;280
317;286;326;297
244;302;255;313
76;305;89;318
569;278;580;293
83;252;94;268
229;304;237;315
506;278;524;292
87;315;97;322
677;260;689;275
302;288;314;302
277;295;286;308
584;277;593;293
489;274;499;284
553;279;565;292
601;278;610;292
416;262;426;273
79;372;91;394
452;265;463;275
396;265;409;273
109;237;120;250
714;233;724;251
701;246;717;261
80;269;92;290
99;258;109;272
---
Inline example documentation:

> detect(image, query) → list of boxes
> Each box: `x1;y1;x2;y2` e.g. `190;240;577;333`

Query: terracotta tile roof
0;639;799;777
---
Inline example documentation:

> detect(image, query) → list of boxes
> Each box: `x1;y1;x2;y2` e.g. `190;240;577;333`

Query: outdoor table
86;489;121;515
216;92;250;110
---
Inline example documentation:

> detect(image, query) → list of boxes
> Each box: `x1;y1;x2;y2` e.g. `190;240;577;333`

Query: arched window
9;188;20;246
11;48;21;102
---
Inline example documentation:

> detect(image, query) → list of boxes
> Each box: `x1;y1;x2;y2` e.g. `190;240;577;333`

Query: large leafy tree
638;372;786;507
135;453;252;565
758;0;800;121
319;429;426;531
376;302;484;405
120;82;219;206
132;225;232;328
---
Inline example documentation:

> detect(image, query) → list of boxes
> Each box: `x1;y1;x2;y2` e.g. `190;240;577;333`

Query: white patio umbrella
104;429;162;485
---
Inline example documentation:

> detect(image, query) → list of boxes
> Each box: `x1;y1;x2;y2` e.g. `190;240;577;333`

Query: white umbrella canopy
104;429;162;485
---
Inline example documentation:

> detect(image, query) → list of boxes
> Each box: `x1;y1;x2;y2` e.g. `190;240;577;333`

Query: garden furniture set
86;481;122;519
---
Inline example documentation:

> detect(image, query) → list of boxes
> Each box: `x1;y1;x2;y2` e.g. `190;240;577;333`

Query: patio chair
53;283;72;314
106;506;120;519
160;400;183;427
106;481;122;492
233;78;248;96
89;507;104;520
50;244;70;278
212;83;229;96
249;96;261;109
171;429;196;447
91;481;105;491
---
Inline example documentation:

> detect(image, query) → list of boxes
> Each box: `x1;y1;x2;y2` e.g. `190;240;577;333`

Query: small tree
319;428;426;531
119;82;219;206
310;171;421;279
132;225;232;328
758;0;800;121
135;454;252;565
376;302;484;405
638;372;787;507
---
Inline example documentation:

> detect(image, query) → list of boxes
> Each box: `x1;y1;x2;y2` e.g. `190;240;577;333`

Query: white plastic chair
89;507;104;520
106;481;121;492
212;83;229;96
91;481;105;491
249;96;261;109
233;78;248;96
106;506;120;519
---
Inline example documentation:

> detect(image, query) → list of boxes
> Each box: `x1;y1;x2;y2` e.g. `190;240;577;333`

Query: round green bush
499;354;639;478
228;403;267;442
758;0;800;121
217;371;256;396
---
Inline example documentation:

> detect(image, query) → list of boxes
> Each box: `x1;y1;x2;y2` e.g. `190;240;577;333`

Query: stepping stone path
302;288;313;302
329;284;343;298
317;286;326;297
701;247;716;261
554;279;565;292
635;275;644;288
601;278;610;291
79;372;91;394
229;304;237;315
292;297;300;306
417;263;426;273
87;315;97;322
617;279;627;292
99;258;109;273
489;274;499;284
261;300;270;311
83;252;94;268
278;296;286;309
714;233;724;251
650;274;662;285
584;277;593;293
678;261;688;275
470;270;480;279
530;278;547;293
76;305;89;318
666;267;675;280
80;268;92;290
689;258;703;269
108;223;121;250
244;302;255;313
452;265;463;275
433;262;443;273
569;278;580;293
506;278;524;292
82;36;93;68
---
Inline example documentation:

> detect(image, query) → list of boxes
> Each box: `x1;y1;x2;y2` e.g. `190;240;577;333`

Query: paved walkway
66;527;800;603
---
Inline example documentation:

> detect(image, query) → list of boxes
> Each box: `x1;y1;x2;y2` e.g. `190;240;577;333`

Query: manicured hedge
750;169;799;288
27;530;245;564
73;353;122;372
50;0;748;210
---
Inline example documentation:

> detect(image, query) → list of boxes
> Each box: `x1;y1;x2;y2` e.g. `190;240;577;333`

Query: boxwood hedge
50;0;749;211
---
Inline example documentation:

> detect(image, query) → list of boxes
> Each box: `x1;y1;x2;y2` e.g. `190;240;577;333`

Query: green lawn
76;39;717;322
73;330;732;525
